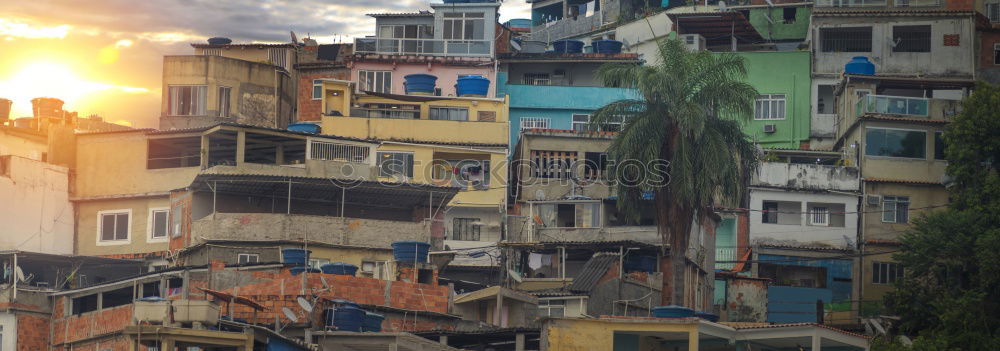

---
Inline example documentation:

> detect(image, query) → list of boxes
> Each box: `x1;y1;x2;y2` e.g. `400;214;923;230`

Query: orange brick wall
16;314;50;351
51;302;133;347
297;71;350;122
980;31;1000;67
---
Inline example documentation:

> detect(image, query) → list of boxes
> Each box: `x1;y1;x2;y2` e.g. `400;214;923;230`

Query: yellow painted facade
544;318;700;351
376;142;506;208
75;132;200;198
76;197;171;256
319;80;510;145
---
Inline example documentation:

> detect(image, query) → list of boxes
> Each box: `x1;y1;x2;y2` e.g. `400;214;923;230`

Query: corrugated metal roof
566;253;619;293
367;11;433;18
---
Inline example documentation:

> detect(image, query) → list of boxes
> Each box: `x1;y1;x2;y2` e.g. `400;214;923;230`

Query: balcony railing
355;37;493;57
856;95;929;117
815;0;886;7
716;248;737;270
893;0;940;6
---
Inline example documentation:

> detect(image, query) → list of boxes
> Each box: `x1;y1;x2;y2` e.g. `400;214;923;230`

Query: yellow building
319;80;509;251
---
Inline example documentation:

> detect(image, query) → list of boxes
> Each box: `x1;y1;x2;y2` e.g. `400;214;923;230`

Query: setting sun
0;61;149;118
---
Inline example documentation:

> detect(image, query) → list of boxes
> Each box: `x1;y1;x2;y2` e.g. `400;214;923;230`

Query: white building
0;155;74;254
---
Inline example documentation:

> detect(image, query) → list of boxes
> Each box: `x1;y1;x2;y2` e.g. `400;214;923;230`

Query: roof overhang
668;11;764;46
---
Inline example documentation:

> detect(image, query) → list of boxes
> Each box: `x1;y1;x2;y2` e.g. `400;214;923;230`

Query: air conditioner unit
763;124;777;133
680;34;706;52
866;195;882;206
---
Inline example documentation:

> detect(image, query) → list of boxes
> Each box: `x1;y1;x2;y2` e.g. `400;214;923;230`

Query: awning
200;287;267;311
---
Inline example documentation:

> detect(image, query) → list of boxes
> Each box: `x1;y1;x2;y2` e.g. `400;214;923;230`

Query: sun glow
0;62;150;117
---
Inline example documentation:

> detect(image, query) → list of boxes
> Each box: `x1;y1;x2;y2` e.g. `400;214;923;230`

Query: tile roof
367;11;433;18
566;253;618;293
865;177;944;185
728;322;870;339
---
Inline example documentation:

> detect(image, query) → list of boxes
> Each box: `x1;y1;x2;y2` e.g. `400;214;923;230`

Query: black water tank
207;37;232;45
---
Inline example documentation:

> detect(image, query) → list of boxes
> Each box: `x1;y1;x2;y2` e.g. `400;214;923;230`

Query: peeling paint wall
722;278;769;323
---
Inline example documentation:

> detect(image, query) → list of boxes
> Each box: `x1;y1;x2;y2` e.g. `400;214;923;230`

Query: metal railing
308;140;371;164
815;0;886;7
354;37;493;57
893;0;940;6
856;95;930;117
716;248;737;270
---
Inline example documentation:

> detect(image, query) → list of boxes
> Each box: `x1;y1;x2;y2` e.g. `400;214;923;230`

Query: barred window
820;27;872;52
452;218;481;241
520;117;551;130
892;25;931;53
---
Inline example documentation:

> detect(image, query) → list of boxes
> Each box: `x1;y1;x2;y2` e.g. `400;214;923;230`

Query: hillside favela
2;0;999;350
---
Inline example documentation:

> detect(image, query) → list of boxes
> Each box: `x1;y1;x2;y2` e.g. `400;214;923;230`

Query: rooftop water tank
208;37;232;45
287;123;320;134
455;76;490;97
520;40;547;54
695;311;720;323
326;304;365;332
506;19;532;30
652;305;694;318
0;98;11;122
363;312;385;332
404;74;437;95
553;39;584;53
592;40;624;54
845;56;875;75
392;241;430;263
31;97;64;120
281;248;310;266
290;266;321;276
320;263;358;276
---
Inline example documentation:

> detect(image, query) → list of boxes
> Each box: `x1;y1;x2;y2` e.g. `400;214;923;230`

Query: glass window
377;152;414;178
989;2;1000;23
872;262;903;284
882;196;910;223
217;86;231;117
168;85;207;116
892;25;931;53
237;254;259;264
934;131;946;160
452;218;481;241
150;209;169;240
359;71;392;93
520;117;551;130
429;107;469;121
754;94;786;120
539;299;566;317
312;80;323;100
820;27;873;52
572;114;590;132
99;211;130;242
865;128;927;158
762;201;778;224
443;13;485;40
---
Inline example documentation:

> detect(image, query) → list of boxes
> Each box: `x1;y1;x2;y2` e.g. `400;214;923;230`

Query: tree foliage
591;39;760;304
880;82;1000;350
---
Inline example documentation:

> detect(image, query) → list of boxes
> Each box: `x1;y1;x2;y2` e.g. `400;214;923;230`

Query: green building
725;50;812;149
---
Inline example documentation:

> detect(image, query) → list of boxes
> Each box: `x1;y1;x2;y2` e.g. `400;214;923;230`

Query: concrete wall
514;132;615;201
75;132;200;198
720;277;769;323
533;226;658;244
529;0;620;42
0;156;73;254
0;127;47;160
748;6;811;41
191;213;432;248
587;277;662;317
160;55;295;130
75;197;171;256
811;15;975;77
749;189;859;249
731;51;812;149
753;162;861;192
616;11;673;64
861;182;949;242
542;318;699;351
0;313;14;351
503;62;606;87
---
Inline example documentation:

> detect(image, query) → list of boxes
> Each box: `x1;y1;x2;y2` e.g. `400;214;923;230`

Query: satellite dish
297;297;314;313
510;39;522;51
290;31;299;44
282;307;299;323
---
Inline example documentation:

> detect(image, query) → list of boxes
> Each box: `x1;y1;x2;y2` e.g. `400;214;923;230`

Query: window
429;107;469;121
167;85;207;116
443;12;485;40
217;86;231;117
934;131;946;160
379;24;433;39
520;117;551;130
572;114;590;132
358;103;419;119
312;79;323;100
523;73;551;85
783;8;797;24
892;25;931;52
990;2;1000;23
754;94;786;120
820;27;873;52
759;264;827;288
268;48;287;69
538;299;566;317
762;201;779;224
237;253;259;264
359;71;392;93
531;150;577;179
872;262;903;284
72;294;98;315
98;210;131;244
377;152;414;178
308;258;330;270
102;287;135;309
583;152;608;179
361;261;390;280
810;206;829;226
572;114;623;132
865;128;927;159
534;202;601;228
452;218;481;241
434;160;490;189
148;209;169;242
882;196;910;223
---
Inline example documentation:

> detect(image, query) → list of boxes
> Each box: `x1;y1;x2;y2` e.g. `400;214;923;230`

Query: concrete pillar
687;330;699;351
812;334;822;350
276;144;285;165
236;130;246;166
162;338;175;351
515;333;526;351
439;335;449;345
200;134;210;169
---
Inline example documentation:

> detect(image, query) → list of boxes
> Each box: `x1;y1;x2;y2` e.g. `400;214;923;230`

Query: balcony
815;0;886;7
323;115;508;145
503;84;635;110
716;248;737;270
893;0;940;6
856;95;929;118
354;37;493;57
753;163;860;192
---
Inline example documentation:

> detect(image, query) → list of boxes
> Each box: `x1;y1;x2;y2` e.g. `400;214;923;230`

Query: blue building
496;53;638;150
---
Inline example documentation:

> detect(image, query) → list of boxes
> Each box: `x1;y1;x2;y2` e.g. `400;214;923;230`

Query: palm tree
590;39;760;307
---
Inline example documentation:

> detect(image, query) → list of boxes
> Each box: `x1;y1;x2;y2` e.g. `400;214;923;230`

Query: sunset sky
0;0;531;128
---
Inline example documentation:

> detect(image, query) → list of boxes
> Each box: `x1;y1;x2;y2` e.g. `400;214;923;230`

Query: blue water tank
845;56;875;75
652;305;695;318
326;306;365;332
282;249;310;266
695;311;720;322
442;0;470;3
553;39;584;53
455;76;490;97
330;299;360;308
287;123;320;134
363;312;385;332
506;19;532;30
392;241;430;263
290;266;320;276
592;40;624;54
321;263;358;276
404;74;437;94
